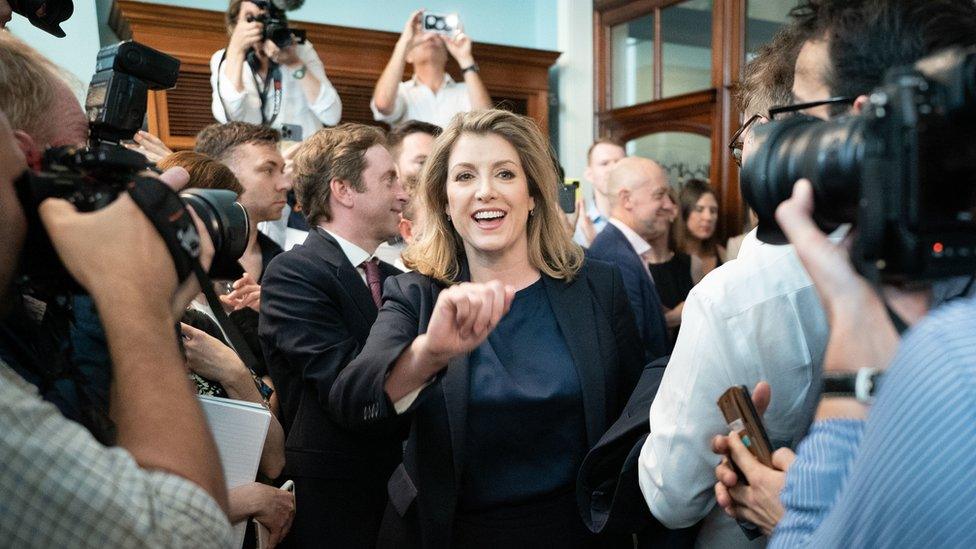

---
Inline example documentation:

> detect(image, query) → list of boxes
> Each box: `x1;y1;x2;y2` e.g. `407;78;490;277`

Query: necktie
360;258;383;308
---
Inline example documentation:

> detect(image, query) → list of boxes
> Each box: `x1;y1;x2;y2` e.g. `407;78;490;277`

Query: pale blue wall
9;0;101;94
132;0;558;50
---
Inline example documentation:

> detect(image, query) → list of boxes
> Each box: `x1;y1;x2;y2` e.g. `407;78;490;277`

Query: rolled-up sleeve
210;49;254;124
370;83;407;125
0;363;233;549
299;42;342;126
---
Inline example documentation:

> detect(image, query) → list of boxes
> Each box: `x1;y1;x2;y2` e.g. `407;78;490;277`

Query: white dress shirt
322;228;372;284
210;41;342;141
370;74;472;128
607;217;656;281
638;228;829;548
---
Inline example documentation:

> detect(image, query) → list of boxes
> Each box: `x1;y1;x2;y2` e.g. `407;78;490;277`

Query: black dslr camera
10;0;73;37
16;41;249;296
246;0;306;53
741;47;976;283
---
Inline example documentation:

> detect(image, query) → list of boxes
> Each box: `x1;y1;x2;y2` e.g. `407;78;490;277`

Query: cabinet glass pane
611;14;654;108
626;132;711;186
746;0;800;59
661;0;713;99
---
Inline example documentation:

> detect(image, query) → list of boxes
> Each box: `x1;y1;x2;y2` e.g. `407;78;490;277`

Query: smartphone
422;12;460;35
559;178;580;214
717;386;773;470
279;123;303;142
254;480;296;549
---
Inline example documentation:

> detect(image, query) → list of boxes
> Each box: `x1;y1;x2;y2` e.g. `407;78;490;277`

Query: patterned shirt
771;296;976;548
0;361;233;548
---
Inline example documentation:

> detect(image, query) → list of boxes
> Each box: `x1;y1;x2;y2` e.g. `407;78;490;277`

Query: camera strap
126;176;265;377
251;58;283;127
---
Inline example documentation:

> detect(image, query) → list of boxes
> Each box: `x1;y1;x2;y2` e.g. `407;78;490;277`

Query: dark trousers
280;476;388;549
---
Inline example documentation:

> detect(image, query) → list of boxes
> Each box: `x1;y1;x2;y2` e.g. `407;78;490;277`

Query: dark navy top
458;277;587;511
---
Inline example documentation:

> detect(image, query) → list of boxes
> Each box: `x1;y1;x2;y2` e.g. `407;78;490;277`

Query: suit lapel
544;275;607;448
307;229;377;322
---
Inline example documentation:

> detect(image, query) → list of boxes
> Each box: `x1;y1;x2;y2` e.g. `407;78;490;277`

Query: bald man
586;157;672;361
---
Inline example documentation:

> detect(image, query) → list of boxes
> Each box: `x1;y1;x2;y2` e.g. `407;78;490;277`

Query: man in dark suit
259;123;409;548
587;157;672;361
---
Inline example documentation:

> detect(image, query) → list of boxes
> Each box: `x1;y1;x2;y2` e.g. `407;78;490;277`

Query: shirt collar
321;228;372;268
608;217;652;256
409;73;457;88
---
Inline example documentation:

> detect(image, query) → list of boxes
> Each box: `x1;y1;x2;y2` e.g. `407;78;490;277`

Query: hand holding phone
559;179;580;214
717;386;773;470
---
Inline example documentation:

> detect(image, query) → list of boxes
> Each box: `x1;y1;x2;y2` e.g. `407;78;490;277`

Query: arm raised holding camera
38;164;228;513
441;27;490;111
372;10;424;118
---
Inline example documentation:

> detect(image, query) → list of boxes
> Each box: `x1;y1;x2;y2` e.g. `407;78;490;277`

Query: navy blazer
259;228;404;547
328;259;646;548
587;223;670;361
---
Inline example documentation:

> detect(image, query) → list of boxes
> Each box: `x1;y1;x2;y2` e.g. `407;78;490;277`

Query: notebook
199;395;272;548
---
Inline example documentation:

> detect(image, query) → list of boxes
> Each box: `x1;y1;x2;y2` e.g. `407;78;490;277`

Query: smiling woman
328;109;648;546
403;109;582;284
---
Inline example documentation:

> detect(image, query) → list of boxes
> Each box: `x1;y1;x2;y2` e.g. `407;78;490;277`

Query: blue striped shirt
770;296;976;548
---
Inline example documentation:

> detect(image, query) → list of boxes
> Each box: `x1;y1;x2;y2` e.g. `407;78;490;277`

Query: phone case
717;386;773;466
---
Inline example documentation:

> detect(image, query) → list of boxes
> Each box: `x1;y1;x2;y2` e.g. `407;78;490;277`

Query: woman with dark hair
329;109;644;547
675;178;726;283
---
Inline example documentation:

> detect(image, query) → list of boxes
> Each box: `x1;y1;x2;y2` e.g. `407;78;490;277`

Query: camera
15;146;250;296
741;47;976;282
10;0;73;37
246;0;306;53
16;41;250;296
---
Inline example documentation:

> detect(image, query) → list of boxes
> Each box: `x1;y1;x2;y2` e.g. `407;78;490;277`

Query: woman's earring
446;213;452;221
529;209;536;217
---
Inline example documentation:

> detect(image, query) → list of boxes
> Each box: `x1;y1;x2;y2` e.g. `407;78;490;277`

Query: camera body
246;0;306;51
741;47;976;282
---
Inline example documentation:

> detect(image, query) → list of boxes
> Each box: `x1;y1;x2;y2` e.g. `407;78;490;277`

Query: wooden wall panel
112;1;560;149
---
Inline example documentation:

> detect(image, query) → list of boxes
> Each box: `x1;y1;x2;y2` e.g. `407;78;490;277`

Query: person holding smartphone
372;9;491;128
210;0;342;142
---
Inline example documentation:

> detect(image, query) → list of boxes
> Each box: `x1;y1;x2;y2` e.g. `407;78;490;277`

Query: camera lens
10;0;74;37
179;189;250;279
741;114;866;242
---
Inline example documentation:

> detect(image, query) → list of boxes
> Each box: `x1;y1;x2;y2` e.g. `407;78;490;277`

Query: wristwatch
821;367;883;404
292;64;307;80
461;62;480;74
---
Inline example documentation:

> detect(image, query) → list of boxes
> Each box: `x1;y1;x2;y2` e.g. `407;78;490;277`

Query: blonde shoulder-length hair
402;109;584;285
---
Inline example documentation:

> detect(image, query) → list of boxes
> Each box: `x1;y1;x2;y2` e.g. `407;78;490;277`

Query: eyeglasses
767;96;855;120
729;96;858;167
728;113;765;167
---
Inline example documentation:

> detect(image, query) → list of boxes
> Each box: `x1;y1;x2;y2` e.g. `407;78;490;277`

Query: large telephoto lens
180;189;249;280
740;114;867;242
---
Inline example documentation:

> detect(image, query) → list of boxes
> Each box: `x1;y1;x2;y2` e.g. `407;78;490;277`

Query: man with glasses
640;1;976;546
637;23;816;548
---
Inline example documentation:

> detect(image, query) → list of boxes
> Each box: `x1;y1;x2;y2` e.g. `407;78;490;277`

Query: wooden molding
113;0;560;148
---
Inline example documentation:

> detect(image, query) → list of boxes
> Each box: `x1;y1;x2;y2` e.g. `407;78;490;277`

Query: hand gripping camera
741;47;976;283
245;0;306;63
15;41;249;297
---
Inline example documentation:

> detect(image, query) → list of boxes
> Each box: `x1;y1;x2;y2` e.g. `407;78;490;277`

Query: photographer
372;9;491;128
0;30;231;547
707;0;976;542
211;0;341;141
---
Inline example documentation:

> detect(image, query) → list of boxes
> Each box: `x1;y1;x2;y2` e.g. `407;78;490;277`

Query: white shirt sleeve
370;81;407;125
210;50;261;123
638;289;740;528
297;41;342;126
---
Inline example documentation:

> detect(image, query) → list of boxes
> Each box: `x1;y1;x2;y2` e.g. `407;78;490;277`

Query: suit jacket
258;228;404;546
329;259;646;548
577;355;700;547
587;223;670;362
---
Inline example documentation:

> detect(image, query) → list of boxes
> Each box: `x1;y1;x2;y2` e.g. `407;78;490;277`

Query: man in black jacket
259;123;408;548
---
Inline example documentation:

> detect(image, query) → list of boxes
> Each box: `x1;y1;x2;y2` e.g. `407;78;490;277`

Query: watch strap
822;367;882;404
461;63;479;74
292;64;307;80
